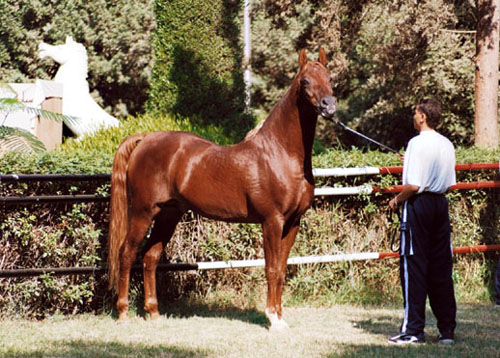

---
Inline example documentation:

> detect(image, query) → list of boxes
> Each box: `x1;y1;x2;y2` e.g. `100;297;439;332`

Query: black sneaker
438;333;454;345
388;333;425;344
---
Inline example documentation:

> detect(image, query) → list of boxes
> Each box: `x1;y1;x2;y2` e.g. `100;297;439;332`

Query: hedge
148;0;253;142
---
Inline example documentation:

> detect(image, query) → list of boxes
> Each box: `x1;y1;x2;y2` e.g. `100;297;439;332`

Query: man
388;98;457;344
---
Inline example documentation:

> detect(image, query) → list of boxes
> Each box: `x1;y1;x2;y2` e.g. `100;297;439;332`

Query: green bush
0;205;103;318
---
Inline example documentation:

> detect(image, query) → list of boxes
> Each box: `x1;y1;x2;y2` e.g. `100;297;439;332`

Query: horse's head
297;48;337;119
39;36;87;66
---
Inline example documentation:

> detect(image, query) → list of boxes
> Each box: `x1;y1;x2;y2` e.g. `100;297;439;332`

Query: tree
148;0;253;142
475;0;499;148
251;0;473;149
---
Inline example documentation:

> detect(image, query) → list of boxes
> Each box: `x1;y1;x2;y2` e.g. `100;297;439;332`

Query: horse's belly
177;181;254;222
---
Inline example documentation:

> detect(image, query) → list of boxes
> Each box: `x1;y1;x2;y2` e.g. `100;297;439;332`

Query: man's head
414;98;442;130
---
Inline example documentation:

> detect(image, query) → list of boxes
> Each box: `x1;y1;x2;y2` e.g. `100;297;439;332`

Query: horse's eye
301;78;310;87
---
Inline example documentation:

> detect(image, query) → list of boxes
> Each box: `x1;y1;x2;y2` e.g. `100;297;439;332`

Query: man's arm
388;184;420;211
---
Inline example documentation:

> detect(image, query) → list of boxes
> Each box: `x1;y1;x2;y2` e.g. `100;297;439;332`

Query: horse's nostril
321;97;336;109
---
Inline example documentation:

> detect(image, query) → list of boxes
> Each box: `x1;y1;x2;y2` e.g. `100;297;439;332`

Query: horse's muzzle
319;96;337;119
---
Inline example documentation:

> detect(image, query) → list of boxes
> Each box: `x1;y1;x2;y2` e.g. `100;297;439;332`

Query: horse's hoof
116;313;130;324
149;312;161;321
266;310;289;332
269;319;289;333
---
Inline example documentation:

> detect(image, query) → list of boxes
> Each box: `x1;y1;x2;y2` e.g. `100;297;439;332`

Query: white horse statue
39;36;119;137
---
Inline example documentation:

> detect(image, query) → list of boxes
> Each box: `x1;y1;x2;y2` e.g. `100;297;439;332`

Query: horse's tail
108;133;147;293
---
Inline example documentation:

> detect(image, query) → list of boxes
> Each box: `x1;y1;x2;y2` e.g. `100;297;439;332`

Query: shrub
148;0;254;142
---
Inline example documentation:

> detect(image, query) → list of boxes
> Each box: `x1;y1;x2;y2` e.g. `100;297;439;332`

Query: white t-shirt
402;130;456;194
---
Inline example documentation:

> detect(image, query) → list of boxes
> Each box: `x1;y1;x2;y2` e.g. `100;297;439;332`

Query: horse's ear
65;36;74;44
298;49;308;68
318;47;327;66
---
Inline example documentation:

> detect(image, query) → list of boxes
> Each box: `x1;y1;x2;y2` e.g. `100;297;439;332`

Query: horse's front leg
262;215;288;331
275;220;300;320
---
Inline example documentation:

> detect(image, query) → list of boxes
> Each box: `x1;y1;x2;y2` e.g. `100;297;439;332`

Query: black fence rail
0;174;110;182
0;173;111;205
0;264;199;278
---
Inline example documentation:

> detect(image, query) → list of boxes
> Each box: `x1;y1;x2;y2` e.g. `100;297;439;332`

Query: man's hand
388;184;420;211
389;197;399;211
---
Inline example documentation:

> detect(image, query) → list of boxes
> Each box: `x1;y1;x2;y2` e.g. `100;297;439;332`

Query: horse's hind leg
117;211;153;323
142;208;183;320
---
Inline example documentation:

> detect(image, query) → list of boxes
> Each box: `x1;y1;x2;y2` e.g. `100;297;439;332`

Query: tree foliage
250;0;480;149
0;0;491;148
0;0;155;117
148;0;254;142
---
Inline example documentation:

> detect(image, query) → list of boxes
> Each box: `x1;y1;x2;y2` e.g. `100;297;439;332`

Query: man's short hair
417;98;441;129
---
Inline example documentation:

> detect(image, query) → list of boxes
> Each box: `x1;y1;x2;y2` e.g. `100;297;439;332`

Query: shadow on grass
158;299;270;328
325;343;469;358
107;294;270;329
108;271;270;329
338;304;500;358
4;339;210;358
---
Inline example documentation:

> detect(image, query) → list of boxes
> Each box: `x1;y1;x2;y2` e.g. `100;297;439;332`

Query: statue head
39;36;87;66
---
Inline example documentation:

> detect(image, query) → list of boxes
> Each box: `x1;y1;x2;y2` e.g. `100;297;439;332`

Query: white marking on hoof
266;309;289;332
116;317;130;325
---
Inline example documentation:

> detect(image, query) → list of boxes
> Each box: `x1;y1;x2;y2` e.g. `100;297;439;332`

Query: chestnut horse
108;48;337;330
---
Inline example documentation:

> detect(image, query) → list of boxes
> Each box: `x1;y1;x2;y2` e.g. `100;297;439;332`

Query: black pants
399;192;456;337
495;258;500;305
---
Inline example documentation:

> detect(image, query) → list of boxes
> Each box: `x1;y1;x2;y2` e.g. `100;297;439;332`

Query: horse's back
126;131;255;219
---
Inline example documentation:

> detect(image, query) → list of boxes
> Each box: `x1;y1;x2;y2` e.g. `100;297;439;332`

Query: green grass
0;303;498;358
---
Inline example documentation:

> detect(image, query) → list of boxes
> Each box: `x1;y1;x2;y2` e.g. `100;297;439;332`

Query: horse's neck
260;84;317;163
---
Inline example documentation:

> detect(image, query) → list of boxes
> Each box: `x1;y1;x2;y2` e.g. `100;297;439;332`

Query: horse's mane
243;119;265;141
243;74;300;142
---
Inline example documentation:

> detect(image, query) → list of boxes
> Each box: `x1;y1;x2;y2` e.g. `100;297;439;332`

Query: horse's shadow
159;300;270;328
109;289;269;328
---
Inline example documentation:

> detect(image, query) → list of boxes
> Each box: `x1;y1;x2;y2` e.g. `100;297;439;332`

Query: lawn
0;303;498;358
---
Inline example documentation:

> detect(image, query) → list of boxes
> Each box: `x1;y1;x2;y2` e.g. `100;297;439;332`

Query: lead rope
322;114;403;251
323;116;400;154
388;209;402;253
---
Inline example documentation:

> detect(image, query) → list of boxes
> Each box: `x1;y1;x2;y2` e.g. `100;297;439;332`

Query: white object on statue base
39;36;119;137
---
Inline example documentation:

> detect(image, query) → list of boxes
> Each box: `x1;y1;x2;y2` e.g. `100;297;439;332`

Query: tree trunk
475;0;499;148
